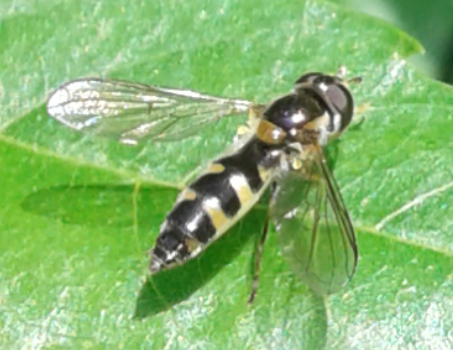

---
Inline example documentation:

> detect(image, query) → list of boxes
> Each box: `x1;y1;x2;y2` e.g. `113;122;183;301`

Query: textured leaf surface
1;0;453;348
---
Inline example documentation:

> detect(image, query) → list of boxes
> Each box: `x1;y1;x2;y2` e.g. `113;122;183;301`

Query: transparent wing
46;78;253;145
270;149;358;295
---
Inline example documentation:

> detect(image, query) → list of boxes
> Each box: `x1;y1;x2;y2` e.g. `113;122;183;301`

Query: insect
46;68;360;302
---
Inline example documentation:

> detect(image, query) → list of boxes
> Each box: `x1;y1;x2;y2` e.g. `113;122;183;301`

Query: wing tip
46;86;69;118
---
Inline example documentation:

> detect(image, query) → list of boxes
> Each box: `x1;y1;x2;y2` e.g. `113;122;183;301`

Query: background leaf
1;0;453;348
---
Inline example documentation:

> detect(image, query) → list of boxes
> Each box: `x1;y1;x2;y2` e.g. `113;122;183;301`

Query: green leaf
1;0;452;348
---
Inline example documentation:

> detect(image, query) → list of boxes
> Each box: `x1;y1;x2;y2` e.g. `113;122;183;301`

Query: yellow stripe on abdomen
203;197;230;231
229;173;255;206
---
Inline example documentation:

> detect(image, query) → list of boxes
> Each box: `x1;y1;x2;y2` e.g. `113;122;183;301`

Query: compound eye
295;72;322;84
323;82;354;130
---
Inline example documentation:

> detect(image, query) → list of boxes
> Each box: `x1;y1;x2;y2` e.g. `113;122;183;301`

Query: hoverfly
46;68;360;302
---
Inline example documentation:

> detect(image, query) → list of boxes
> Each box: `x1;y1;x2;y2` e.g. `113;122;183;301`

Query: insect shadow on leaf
21;183;266;317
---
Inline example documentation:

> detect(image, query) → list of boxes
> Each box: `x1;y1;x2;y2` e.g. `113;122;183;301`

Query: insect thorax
256;72;354;148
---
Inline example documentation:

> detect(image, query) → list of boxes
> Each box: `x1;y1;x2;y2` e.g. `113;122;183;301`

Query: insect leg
248;214;270;304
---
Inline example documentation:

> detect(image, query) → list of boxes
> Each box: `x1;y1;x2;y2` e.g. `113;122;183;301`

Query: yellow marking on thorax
256;120;286;145
229;174;254;206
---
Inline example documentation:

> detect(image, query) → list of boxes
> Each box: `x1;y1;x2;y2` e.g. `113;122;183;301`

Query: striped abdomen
149;137;282;273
